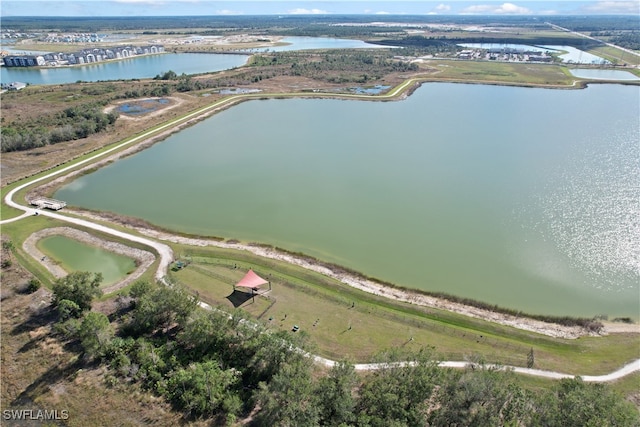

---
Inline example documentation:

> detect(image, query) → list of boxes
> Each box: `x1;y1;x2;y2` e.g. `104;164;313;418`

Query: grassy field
420;60;577;87
586;45;640;67
166;244;639;376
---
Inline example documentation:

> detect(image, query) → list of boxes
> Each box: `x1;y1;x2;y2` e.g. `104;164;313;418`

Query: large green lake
55;83;640;318
38;235;136;287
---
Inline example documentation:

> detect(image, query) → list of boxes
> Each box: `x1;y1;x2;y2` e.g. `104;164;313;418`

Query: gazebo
233;269;271;301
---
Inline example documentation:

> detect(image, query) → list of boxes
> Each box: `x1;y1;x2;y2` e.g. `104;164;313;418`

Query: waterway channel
55;82;640;318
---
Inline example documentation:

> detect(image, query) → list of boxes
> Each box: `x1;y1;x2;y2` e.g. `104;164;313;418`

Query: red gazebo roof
235;269;269;289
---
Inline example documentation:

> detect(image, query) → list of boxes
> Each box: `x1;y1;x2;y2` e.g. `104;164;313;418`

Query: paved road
3;85;639;382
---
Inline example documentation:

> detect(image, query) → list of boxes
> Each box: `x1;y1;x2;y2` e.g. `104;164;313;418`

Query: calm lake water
270;36;393;52
37;235;136;287
55;83;640;318
0;53;248;86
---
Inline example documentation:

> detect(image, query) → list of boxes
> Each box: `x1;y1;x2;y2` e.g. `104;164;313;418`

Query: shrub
26;278;41;293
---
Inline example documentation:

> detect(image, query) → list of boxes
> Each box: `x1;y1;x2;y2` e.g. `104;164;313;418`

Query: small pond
117;98;170;115
348;85;391;95
569;68;640;81
37;235;137;287
218;88;262;95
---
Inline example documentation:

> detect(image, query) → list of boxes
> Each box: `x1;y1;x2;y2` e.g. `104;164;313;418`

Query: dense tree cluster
249;50;418;83
150;50;419;92
52;271;103;312
547;16;640;32
375;34;603;53
4;15;636;35
607;32;640;51
49;274;639;426
1;104;118;152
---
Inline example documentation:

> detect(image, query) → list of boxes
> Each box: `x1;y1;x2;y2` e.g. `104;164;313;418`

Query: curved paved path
194;299;640;381
3;84;639;382
311;358;640;382
355;359;640;382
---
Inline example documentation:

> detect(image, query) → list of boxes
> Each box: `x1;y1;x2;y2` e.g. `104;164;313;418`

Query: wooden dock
30;197;67;210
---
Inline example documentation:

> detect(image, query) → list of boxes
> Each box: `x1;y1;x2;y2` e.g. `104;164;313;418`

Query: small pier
30;197;67;211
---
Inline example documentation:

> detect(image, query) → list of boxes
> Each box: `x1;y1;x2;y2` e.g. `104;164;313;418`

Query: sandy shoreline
41;209;638;340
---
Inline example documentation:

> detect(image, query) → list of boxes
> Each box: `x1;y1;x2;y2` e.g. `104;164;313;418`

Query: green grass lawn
422;60;577;87
169;244;640;375
586;45;640;67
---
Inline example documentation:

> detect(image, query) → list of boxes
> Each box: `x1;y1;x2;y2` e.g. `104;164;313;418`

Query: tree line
375;34;604;52
49;271;639;426
4;15;636;34
1;103;118;152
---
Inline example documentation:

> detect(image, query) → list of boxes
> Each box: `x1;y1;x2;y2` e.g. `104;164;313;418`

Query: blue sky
1;0;639;16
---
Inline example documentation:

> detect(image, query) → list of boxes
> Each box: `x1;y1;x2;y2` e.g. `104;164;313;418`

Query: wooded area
48;272;639;426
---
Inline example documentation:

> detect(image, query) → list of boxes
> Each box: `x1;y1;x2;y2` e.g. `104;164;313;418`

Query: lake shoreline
56;207;640;339
18;79;639;339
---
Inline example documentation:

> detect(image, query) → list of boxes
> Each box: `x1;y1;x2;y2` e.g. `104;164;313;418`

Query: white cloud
462;2;531;14
288;8;328;15
496;3;531;14
585;1;640;14
375;11;391;15
435;4;451;12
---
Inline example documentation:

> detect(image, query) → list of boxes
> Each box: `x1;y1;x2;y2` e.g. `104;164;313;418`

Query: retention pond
55;83;640;318
37;235;137;287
